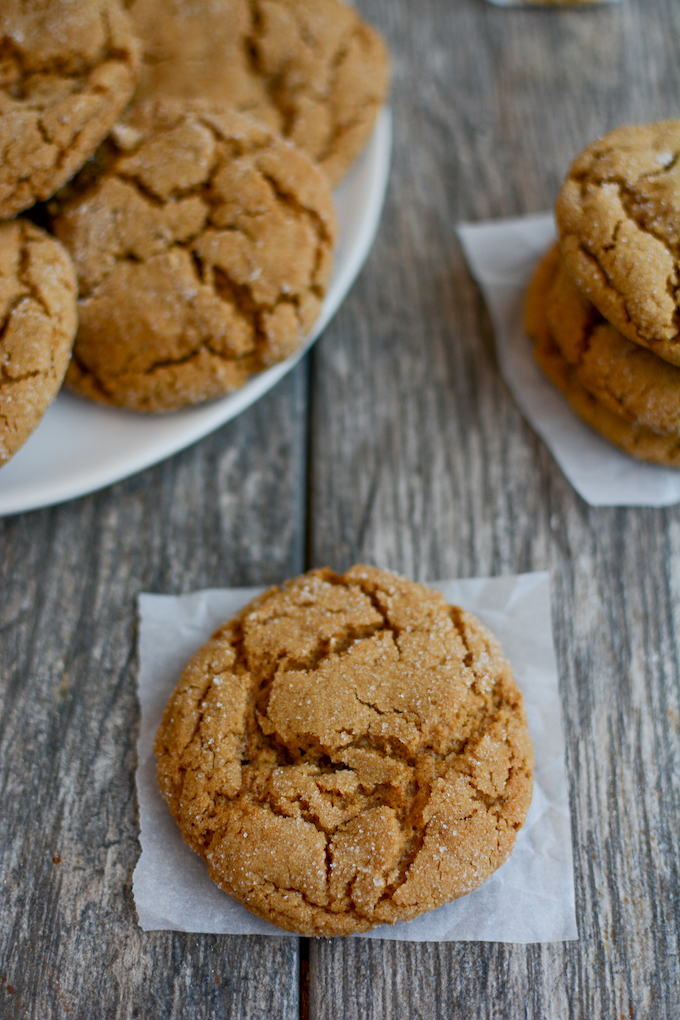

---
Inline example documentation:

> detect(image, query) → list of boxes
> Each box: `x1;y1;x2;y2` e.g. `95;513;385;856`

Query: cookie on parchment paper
51;101;336;413
0;220;77;467
556;120;680;367
0;0;140;219
155;565;534;937
525;246;680;467
546;249;680;439
123;0;389;186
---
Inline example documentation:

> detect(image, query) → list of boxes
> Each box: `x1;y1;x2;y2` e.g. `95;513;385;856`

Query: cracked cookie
0;220;77;467
525;246;680;466
51;100;336;412
556;121;680;367
546;248;680;437
155;565;534;937
0;0;140;219
123;0;389;186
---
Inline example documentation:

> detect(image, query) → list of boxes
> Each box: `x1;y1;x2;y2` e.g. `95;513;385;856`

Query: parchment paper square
133;572;577;942
457;213;680;507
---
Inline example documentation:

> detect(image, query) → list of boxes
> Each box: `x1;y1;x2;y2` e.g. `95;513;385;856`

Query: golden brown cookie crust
0;220;77;466
546;252;680;437
0;0;140;219
124;0;389;186
555;121;680;366
155;566;534;937
51;101;336;413
525;247;680;467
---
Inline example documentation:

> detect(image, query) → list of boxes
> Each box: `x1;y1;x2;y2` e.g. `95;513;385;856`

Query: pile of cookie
525;121;680;467
0;0;388;465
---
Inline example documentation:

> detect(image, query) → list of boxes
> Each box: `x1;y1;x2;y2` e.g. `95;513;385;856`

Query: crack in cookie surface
525;245;680;466
556;121;680;363
123;0;388;186
544;247;680;436
0;219;77;466
51;100;336;412
0;0;140;218
247;0;389;184
155;566;534;936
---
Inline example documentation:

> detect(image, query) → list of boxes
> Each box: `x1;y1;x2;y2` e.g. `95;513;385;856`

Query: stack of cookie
525;121;680;468
0;0;389;464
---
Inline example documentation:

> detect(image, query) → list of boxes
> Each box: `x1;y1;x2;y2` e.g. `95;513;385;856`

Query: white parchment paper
457;213;680;507
133;572;577;943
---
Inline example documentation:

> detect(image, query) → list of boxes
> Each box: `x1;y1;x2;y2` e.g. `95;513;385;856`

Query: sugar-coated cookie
556;121;680;366
155;565;534;937
525;247;680;467
124;0;389;186
0;0;140;218
0;220;77;466
51;101;336;412
546;249;680;438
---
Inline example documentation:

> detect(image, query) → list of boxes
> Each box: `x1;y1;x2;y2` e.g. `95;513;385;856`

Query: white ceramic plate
0;111;391;517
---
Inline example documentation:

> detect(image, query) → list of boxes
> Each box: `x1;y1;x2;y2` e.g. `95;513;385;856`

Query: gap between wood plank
304;349;318;574
300;338;316;1020
299;938;311;1020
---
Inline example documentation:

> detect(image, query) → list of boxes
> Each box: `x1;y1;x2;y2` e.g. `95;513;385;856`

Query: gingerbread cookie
525;249;680;467
51;101;336;413
556;121;680;366
546;249;680;437
0;0;140;219
155;565;534;937
123;0;389;186
0;220;77;466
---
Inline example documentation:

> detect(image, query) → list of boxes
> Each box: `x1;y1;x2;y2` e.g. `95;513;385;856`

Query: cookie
0;220;78;466
555;121;680;366
546;249;680;437
51;101;336;413
123;0;389;186
155;565;534;937
0;0;140;219
525;248;680;467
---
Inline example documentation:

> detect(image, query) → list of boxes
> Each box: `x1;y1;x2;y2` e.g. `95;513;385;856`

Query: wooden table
2;0;680;1016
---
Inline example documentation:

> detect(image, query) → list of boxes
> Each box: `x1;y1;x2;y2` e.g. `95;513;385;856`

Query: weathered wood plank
308;0;680;1017
0;368;308;1020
